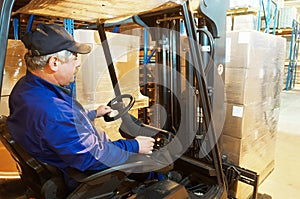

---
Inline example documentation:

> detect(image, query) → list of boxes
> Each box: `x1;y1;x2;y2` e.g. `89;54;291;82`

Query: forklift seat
0;115;70;198
0;115;157;199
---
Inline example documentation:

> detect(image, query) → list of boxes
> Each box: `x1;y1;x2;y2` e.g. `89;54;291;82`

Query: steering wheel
104;94;135;122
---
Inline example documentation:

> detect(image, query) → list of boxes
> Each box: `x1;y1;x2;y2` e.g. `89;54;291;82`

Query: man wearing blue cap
6;23;155;191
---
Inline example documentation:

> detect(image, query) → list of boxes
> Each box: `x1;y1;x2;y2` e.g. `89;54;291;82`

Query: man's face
54;52;80;86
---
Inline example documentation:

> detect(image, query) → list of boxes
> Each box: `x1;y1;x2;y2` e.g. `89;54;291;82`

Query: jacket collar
25;70;73;100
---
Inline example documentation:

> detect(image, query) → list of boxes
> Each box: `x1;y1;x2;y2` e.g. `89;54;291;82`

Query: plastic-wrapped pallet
74;30;148;141
223;30;286;198
229;0;260;9
0;40;27;116
278;7;298;29
0;40;27;177
232;14;258;31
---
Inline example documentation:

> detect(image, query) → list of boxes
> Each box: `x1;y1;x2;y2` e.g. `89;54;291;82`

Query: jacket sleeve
42;103;139;171
86;109;97;121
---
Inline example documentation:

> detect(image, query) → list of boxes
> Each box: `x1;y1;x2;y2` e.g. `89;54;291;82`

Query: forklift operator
6;23;156;191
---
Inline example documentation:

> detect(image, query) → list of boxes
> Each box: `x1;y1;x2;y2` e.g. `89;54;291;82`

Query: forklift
0;0;259;198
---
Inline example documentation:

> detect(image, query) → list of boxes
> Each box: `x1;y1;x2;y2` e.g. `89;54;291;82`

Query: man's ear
48;56;59;72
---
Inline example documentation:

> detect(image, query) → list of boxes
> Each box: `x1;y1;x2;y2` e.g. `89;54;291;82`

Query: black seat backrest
0;115;68;199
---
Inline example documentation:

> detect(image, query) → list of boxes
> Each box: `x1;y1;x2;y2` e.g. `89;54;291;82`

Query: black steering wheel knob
104;94;135;122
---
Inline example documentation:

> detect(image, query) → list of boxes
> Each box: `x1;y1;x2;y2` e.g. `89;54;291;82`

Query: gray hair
24;50;73;71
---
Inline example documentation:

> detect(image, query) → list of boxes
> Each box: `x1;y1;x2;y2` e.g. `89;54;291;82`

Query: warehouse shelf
275;28;294;35
227;7;260;16
257;0;278;34
227;0;278;34
227;2;299;90
226;7;260;31
284;19;300;90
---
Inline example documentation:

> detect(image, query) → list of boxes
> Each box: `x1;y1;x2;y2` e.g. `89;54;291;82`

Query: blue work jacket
6;70;139;190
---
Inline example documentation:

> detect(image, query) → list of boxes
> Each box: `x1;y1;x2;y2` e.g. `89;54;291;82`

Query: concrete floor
259;84;300;198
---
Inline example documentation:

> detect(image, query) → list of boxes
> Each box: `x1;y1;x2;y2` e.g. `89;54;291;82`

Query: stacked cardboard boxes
0;40;27;177
232;14;258;31
278;7;298;29
74;30;148;140
229;0;260;9
223;30;286;198
0;40;27;116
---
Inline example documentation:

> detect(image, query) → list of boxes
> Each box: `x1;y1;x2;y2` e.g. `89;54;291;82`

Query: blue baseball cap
21;23;91;56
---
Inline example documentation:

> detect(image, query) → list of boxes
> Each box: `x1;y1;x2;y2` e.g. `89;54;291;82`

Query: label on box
232;106;244;118
238;32;250;44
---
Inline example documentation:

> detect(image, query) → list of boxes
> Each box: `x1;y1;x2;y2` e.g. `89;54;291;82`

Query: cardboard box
226;30;286;70
1;40;27;96
222;134;276;199
229;0;260;9
74;30;147;106
0;142;20;176
222;133;276;167
223;30;285;198
225;67;283;105
74;30;148;140
1;40;27;116
278;7;298;29
233;15;258;31
0;40;26;177
223;102;280;139
225;67;264;104
0;97;9;116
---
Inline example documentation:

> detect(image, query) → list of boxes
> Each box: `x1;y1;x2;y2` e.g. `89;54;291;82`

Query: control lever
119;113;175;150
153;131;174;151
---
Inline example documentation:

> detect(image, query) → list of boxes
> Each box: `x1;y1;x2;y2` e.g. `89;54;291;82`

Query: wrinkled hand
96;105;112;117
135;136;155;154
